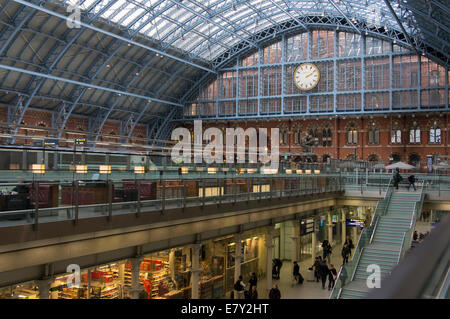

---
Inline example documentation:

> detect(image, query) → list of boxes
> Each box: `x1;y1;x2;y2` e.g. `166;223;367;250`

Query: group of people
233;273;259;299
393;168;417;191
311;256;337;290
233;272;284;299
413;230;429;242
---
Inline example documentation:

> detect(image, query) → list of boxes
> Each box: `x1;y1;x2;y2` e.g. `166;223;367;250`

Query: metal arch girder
13;0;215;73
0;64;184;106
382;0;419;55
160;0;256;52
125;63;187;142
7;0;117;143
153;107;177;144
89;29;187;143
183;15;420;102
209;14;417;69
328;0;361;35
4;2;188;138
267;0;308;31
0;86;166;120
0;4;35;56
399;1;450;34
165;0;258;50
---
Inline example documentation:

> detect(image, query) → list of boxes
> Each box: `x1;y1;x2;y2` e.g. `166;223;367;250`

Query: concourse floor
255;241;350;299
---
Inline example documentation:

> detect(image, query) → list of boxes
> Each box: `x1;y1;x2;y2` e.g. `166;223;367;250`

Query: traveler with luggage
234;275;245;299
328;264;337;290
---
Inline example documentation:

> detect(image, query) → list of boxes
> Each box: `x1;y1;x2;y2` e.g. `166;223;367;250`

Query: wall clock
293;63;320;91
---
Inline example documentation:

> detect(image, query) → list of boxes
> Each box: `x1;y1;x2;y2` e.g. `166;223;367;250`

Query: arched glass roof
68;0;408;62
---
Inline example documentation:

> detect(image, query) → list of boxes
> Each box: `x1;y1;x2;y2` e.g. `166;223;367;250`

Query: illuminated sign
300;218;315;235
346;219;366;228
44;139;58;146
75;138;87;145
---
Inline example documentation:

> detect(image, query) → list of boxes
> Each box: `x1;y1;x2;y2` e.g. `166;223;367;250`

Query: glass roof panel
69;0;410;62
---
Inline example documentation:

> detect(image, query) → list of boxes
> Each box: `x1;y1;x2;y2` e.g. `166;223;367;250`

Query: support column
265;226;274;291
190;244;202;299
311;218;317;264
169;249;176;281
87;268;91;299
118;264;124;299
291;220;299;263
327;210;333;244
234;234;243;282
352;227;357;243
36;278;52;299
130;257;143;299
341;209;347;244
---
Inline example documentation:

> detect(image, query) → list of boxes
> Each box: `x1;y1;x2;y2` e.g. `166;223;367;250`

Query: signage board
44;139;58;146
75;138;87;145
300;218;315;235
346;218;366;228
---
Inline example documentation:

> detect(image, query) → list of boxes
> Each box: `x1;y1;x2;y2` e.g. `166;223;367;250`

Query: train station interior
0;0;448;300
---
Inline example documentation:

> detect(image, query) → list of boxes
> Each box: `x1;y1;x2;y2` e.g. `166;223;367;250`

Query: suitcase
307;269;315;282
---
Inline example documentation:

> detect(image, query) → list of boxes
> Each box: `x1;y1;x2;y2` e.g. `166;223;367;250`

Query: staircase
335;187;424;299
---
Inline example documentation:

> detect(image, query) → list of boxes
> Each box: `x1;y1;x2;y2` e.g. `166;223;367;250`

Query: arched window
391;153;401;162
409;153;420;167
368;122;379;145
347;123;358;145
322;126;332;147
293;126;302;145
280;126;288;145
391;121;402;144
430;122;441;143
368;154;379;163
409;123;420;144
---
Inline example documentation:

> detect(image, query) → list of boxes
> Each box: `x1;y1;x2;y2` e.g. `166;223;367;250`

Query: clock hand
305;72;314;78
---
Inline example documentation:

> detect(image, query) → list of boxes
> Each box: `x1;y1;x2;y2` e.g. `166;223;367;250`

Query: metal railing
0;174;343;229
330;178;394;299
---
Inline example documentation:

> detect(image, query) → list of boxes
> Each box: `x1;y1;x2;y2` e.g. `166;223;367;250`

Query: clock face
293;63;320;91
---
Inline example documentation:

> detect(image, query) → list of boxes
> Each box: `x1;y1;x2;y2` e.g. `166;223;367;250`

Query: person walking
408;174;416;191
344;236;354;256
248;272;257;291
269;284;281;299
322;240;329;260
312;257;321;282
413;231;418;241
319;259;329;289
393;168;403;190
292;261;304;285
273;259;283;280
234;275;246;299
341;243;350;265
328;264;337;291
326;242;333;263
